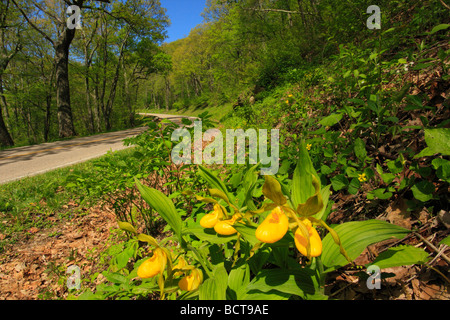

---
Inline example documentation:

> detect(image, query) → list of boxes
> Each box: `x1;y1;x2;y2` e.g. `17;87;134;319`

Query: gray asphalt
0;113;197;184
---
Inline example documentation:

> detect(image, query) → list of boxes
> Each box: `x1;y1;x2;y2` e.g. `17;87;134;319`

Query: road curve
0;127;149;185
0;113;198;184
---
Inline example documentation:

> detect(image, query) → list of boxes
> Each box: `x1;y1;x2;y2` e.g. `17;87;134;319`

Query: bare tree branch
10;0;55;46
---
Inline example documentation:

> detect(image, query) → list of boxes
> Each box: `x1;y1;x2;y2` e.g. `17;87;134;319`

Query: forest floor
0;193;449;300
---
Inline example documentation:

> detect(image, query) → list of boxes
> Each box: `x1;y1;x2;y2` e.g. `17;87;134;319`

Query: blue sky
160;0;207;43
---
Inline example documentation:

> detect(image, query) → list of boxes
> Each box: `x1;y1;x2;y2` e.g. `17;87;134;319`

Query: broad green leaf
245;268;324;300
321;220;411;272
313;185;331;221
440;235;450;246
414;128;450;158
242;163;260;211
369;245;430;269
411;180;435;202
373;188;393;200
354;138;367;161
296;175;324;217
319;113;343;127
291;141;318;208
227;264;250;300
187;225;238;244
198;165;231;201
135;179;182;243
199;263;228;300
432;158;450;183
241;290;291;300
118;221;137;235
331;174;348;191
428;23;450;34
137;234;159;247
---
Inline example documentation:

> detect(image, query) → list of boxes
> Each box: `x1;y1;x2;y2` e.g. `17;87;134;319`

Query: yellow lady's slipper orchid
173;256;187;277
214;213;241;236
294;222;322;257
200;204;224;228
178;268;203;291
255;207;289;244
214;220;237;235
137;248;167;279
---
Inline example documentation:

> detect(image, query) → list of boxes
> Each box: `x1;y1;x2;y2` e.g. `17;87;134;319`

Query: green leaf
321;220;411;272
242;163;259;211
137;234;159;247
227;264;250;300
373;188;393;200
199;263;228;300
245;268;324;300
291;141;318;208
118;221;137;235
428;23;450;35
411;180;435;202
319;113;343;127
135;179;182;243
370;245;430;269
354;138;367;161
440;235;450;246
415;128;450;158
331;174;348;191
187;225;238;244
198;166;232;201
432;158;450;182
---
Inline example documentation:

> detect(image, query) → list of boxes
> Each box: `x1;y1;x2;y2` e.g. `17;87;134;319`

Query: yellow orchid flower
294;220;323;257
178;268;203;291
214;213;242;236
173;256;187;277
137;248;167;279
255;206;289;243
306;144;312;151
200;203;224;228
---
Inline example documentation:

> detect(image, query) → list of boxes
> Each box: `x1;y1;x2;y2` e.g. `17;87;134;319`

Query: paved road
0;113;197;184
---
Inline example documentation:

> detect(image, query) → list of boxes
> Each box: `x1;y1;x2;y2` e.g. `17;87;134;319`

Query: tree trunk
0;108;13;147
55;28;76;138
0;75;13;147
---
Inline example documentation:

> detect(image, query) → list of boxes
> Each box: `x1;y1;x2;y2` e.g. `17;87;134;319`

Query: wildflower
137;248;167;279
214;213;242;235
286;100;290;104
173;256;187;277
200;204;224;228
255;207;289;243
178;268;203;291
306;144;312;151
288;94;293;98
358;173;367;182
294;220;323;257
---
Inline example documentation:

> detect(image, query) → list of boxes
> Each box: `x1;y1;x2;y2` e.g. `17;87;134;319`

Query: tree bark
55;28;76;138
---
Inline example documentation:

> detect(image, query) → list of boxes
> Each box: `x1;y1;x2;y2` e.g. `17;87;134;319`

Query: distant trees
0;0;168;147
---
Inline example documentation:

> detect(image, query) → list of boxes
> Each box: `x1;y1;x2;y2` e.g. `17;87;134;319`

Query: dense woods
0;0;169;147
0;0;449;301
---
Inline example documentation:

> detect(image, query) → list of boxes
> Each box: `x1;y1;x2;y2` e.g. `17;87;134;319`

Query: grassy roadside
138;102;234;122
0;148;135;252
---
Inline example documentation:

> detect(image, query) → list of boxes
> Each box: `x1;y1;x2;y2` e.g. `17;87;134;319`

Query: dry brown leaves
0;203;118;300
